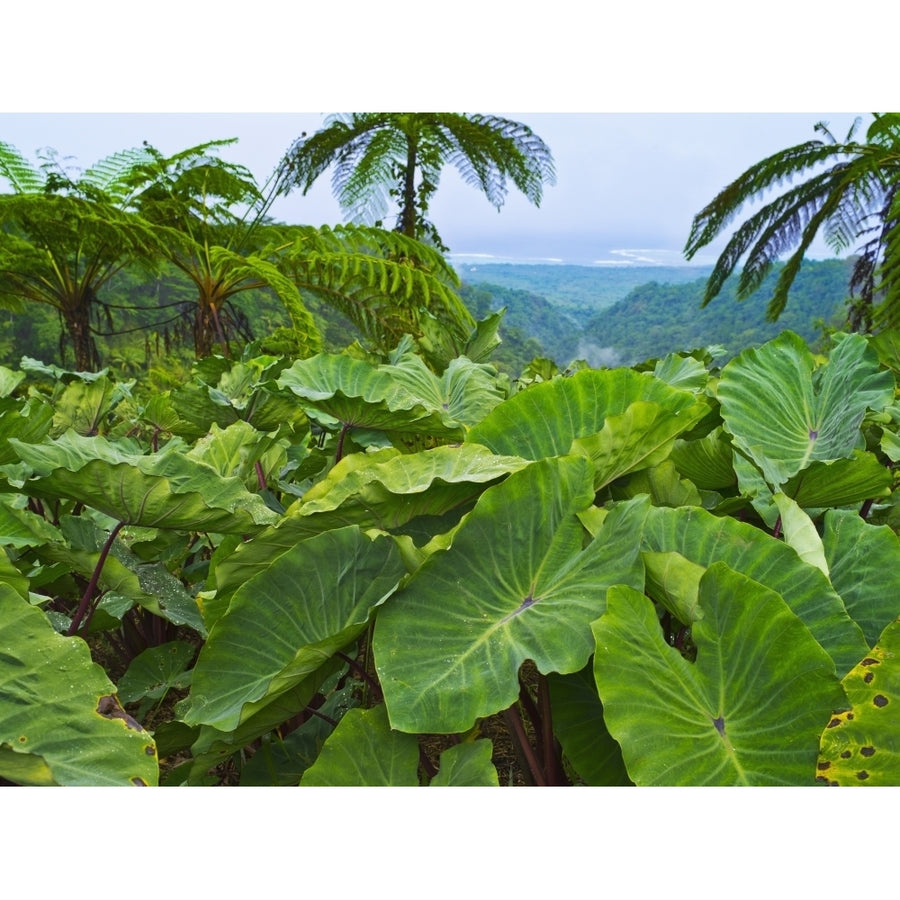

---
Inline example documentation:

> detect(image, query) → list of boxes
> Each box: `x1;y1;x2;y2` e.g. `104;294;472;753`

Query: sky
0;111;868;268
1;2;886;271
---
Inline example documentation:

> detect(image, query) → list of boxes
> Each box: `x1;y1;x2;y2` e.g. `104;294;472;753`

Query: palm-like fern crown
684;113;900;330
276;112;556;248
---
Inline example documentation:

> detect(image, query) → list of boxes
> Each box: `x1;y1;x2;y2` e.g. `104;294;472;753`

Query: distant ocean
447;246;712;268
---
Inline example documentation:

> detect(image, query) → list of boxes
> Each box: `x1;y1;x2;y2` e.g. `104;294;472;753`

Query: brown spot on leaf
840;750;852;758
860;746;876;757
130;777;148;786
873;695;889;708
817;760;831;771
861;657;879;666
96;695;144;732
826;717;842;728
864;672;874;684
145;745;156;756
857;771;870;780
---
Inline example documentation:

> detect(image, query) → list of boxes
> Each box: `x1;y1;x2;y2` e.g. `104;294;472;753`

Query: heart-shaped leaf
593;564;846;785
374;458;648;734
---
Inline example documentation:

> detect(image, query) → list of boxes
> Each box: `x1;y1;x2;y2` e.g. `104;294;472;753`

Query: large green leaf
641;504;868;676
817;617;900;785
182;526;405;732
383;348;506;428
467;366;707;462
669;427;737;491
277;353;462;438
822;510;900;647
374;458;647;735
547;665;632;785
288;443;528;536
9;430;279;532
716;331;895;487
430;740;500;786
0;586;158;786
570;399;710;489
299;705;420;786
593;565;846;785
209;444;527;615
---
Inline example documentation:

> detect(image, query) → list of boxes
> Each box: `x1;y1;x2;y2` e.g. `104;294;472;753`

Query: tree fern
685;114;900;332
276;113;555;249
0;142;45;193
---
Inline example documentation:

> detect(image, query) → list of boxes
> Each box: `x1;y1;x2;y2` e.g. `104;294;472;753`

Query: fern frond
685;140;854;259
0;141;46;193
79;146;158;202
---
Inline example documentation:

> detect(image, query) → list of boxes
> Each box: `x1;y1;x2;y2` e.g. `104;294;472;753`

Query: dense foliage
458;258;852;369
3;116;899;787
2;326;899;786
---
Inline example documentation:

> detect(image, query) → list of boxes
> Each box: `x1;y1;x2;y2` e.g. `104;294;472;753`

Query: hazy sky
0;112;867;267
1;3;882;268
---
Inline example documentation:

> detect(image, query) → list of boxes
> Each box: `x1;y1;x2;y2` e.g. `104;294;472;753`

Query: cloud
576;341;623;369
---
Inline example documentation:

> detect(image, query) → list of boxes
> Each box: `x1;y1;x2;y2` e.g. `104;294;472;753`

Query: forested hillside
454;262;713;323
460;258;854;370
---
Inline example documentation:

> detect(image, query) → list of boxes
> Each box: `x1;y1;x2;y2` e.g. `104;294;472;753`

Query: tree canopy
275;113;556;250
683;113;900;332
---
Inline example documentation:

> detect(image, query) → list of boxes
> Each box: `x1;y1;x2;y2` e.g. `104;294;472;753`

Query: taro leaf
181;526;404;732
669;427;737;491
772;493;829;577
431;740;499;786
716;331;895;487
169;354;308;441
116;641;195;704
651;352;711;391
734;450;892;530
642;550;705;626
615;459;705;509
136;393;183;438
0;495;62;548
0;585;158;786
186;420;287;490
184;657;346;782
0;397;53;466
817;617;900;785
783;453;892;509
210;444;527;608
467;366;707;462
382;350;506;428
592;564;846;785
0;547;28;599
278;353;461;438
51;375;132;437
463;310;505;364
0;365;25;398
642;504;868;676
374;457;648;735
289;443;528;536
239;677;360;786
9;430;278;532
168;381;241;441
547;665;632;786
299;705;420;786
571;400;710;490
823;510;900;647
18;357;109;383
